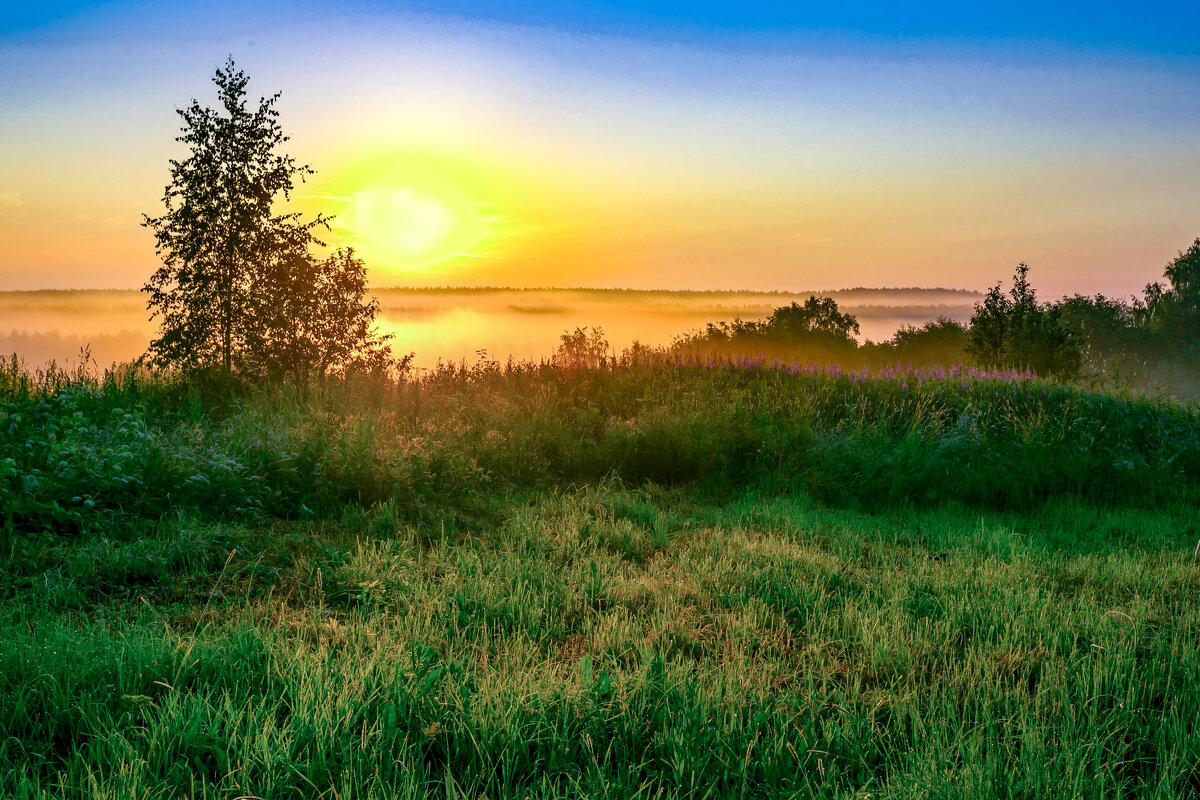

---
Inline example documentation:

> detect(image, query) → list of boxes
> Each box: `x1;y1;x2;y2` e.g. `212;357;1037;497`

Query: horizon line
0;284;987;296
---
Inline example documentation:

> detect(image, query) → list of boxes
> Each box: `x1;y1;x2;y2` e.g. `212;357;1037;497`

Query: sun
310;150;503;277
338;187;456;262
333;178;488;271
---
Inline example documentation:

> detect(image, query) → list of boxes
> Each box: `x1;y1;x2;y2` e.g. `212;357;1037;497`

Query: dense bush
1145;236;1200;350
861;317;969;368
672;296;861;365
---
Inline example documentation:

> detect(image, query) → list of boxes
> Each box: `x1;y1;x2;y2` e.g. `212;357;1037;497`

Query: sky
1;1;1199;296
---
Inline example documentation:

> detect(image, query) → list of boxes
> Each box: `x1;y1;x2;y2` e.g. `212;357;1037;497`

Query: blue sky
405;1;1200;55
6;1;1199;56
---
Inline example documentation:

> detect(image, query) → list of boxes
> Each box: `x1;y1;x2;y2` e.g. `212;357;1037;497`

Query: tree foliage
762;297;861;345
143;57;391;380
966;263;1081;378
875;317;969;367
1145;237;1200;351
1050;294;1161;378
675;296;861;364
555;327;610;368
246;247;395;380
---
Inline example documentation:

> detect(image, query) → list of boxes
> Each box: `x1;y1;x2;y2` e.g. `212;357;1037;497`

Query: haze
0;288;980;371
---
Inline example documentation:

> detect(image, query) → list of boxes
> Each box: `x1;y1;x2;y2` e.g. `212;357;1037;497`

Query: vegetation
663;249;1200;398
1;355;1199;797
5;52;1200;800
555;326;611;369
1145;236;1200;349
672;297;860;365
143;58;390;380
964;263;1081;379
861;317;969;369
1055;294;1146;370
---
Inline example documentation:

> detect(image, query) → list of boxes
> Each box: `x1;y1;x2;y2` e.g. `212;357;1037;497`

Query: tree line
670;248;1200;391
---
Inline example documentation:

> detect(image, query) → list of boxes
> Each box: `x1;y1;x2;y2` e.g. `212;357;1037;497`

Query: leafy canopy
143;57;392;380
966;263;1080;378
1145;237;1200;350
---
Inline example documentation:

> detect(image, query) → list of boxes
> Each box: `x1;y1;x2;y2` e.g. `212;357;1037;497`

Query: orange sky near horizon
2;4;1199;299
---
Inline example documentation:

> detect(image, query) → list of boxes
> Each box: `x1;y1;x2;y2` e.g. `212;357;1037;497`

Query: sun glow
299;144;605;286
311;150;504;277
339;187;455;261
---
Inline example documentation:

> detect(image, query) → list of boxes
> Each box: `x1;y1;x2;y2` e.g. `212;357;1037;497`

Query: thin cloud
0;191;24;208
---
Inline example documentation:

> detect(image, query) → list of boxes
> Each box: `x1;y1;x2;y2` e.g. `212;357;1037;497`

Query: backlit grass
1;357;1198;797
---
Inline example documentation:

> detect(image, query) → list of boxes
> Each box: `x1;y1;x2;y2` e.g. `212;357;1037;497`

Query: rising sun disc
340;187;455;263
309;150;509;280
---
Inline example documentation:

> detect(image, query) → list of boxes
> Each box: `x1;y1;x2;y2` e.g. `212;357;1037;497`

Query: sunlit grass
1;358;1198;797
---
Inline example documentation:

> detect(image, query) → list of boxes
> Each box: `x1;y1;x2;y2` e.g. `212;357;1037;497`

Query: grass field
2;356;1198;798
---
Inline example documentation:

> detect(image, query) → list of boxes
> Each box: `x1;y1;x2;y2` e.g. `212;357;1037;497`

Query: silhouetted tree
143;58;391;379
1051;293;1161;377
247;247;394;380
763;297;860;346
674;296;861;364
966;263;1080;377
1144;237;1200;353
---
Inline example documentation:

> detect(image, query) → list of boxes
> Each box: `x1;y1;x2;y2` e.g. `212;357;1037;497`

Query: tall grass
2;358;1198;797
3;357;1197;536
2;489;1199;798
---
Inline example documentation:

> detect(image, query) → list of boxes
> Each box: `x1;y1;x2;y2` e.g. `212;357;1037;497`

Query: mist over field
0;286;980;370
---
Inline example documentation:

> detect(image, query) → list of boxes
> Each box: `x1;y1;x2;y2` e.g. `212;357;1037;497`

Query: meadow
1;355;1199;798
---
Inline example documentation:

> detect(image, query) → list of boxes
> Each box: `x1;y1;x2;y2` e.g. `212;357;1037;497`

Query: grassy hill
1;357;1198;798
